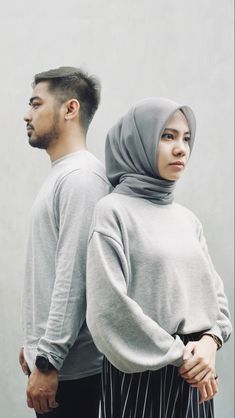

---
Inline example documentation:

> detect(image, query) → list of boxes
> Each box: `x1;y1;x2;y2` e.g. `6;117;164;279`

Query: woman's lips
169;161;185;170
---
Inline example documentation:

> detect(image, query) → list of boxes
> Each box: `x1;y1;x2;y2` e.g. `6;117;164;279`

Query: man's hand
19;348;30;376
26;367;59;414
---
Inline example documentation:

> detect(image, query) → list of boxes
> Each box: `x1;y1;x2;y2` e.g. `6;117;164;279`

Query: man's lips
26;125;34;137
26;124;34;131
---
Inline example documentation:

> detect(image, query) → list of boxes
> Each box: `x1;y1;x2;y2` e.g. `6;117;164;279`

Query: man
19;67;110;417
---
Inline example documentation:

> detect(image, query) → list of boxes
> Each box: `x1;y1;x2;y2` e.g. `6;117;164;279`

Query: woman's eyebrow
163;128;190;135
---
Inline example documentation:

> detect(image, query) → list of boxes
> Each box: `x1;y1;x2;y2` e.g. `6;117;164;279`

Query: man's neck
47;131;87;162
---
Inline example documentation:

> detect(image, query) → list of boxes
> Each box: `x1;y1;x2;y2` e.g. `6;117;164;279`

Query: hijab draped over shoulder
105;97;196;205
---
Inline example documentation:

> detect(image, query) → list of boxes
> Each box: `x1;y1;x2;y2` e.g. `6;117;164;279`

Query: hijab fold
105;98;196;205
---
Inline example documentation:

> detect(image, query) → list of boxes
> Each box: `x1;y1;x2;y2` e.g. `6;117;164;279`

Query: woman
86;98;231;418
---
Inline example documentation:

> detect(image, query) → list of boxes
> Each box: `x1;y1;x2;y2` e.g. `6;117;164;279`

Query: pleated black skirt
101;334;214;418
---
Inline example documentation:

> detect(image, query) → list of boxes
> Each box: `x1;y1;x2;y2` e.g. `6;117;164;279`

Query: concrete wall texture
0;1;233;417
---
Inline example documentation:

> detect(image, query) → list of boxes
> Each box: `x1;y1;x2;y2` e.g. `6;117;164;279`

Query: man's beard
28;113;60;150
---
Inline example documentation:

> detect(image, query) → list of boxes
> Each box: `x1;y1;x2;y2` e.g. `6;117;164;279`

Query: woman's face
157;110;191;181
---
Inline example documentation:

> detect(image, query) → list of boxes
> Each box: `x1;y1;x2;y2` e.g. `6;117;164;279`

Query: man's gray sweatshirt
23;150;111;380
86;193;232;373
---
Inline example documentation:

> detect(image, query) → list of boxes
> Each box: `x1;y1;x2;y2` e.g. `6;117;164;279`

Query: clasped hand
178;335;218;404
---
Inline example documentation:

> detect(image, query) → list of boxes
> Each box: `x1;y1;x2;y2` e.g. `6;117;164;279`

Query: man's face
24;81;62;150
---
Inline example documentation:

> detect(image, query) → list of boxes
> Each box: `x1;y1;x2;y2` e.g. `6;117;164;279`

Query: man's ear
64;99;80;120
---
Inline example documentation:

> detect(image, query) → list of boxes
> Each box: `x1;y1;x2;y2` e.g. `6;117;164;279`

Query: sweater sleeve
198;224;232;345
86;229;185;373
37;170;108;370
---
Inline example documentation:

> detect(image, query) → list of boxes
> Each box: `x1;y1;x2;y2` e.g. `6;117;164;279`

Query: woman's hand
198;378;219;404
178;335;218;386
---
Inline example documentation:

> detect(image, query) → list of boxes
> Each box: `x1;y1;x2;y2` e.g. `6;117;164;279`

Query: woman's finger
199;385;208;404
182;342;196;361
189;370;213;386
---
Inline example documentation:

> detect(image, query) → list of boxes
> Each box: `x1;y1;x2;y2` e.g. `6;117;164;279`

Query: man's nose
24;109;32;122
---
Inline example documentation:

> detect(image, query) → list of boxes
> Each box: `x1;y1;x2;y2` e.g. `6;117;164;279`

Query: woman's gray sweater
86;193;231;374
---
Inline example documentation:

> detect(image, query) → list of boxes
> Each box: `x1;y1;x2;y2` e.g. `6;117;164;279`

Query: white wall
0;1;233;417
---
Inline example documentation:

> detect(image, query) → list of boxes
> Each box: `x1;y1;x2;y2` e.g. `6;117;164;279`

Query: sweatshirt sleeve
37;170;108;370
86;229;185;374
198;224;232;345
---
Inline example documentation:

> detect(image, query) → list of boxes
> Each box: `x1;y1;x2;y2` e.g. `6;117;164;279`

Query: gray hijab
105;97;196;205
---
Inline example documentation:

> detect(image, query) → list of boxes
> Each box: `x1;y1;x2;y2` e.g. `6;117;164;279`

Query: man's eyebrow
163;128;191;135
29;96;41;104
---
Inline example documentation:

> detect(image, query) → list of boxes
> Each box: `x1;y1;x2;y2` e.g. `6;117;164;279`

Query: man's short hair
33;66;101;132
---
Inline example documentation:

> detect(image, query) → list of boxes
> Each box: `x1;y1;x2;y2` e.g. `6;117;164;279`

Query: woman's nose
173;139;187;156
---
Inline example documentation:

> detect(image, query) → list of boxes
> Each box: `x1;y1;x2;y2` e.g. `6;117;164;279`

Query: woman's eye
161;133;174;140
184;136;191;142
